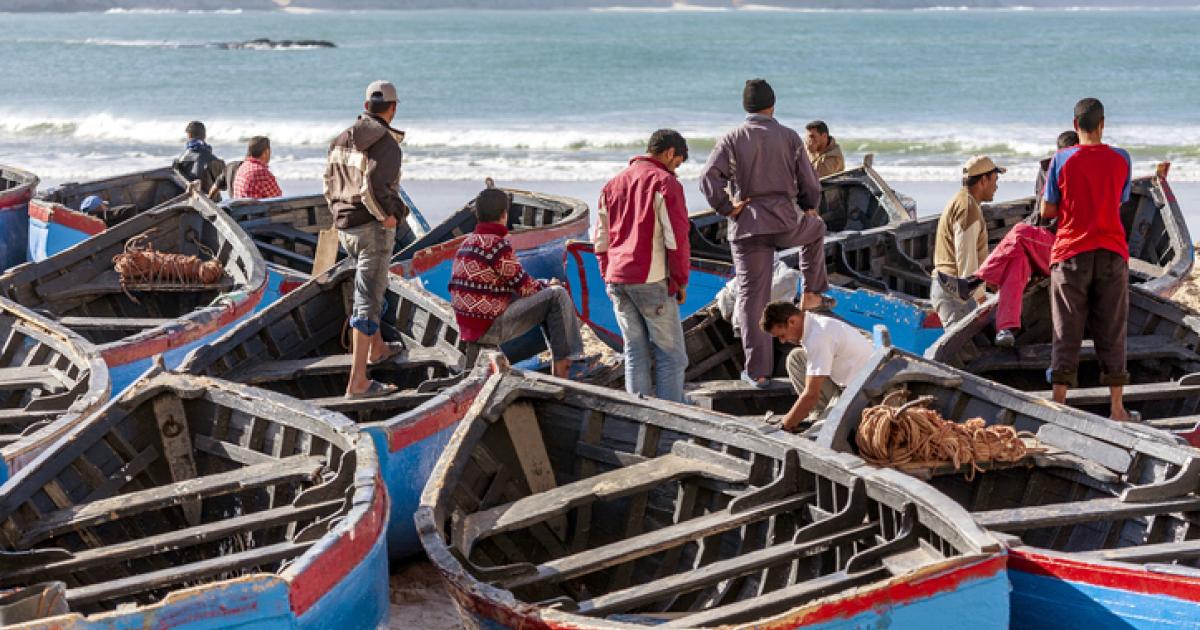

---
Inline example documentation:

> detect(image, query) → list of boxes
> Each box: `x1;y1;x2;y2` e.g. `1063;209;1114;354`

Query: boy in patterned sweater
449;188;584;377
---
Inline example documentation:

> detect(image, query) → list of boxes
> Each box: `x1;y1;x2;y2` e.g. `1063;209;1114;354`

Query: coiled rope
112;230;225;302
855;391;1035;480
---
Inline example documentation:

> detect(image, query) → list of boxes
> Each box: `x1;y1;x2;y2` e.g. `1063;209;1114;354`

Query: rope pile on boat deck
856;391;1035;479
113;230;225;301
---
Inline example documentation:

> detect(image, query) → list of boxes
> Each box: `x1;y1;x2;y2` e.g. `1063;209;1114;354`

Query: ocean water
2;7;1199;200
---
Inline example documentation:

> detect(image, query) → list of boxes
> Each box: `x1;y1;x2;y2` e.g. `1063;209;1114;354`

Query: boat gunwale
0;164;40;210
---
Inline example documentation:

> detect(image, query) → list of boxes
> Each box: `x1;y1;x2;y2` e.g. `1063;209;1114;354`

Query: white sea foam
102;8;243;14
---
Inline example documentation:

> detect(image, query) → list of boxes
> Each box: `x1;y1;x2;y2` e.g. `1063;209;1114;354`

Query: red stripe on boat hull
28;200;106;236
1010;549;1200;604
388;378;486;452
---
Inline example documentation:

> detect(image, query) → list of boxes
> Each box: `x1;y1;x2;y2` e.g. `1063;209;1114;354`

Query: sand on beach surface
1169;247;1200;312
387;559;464;629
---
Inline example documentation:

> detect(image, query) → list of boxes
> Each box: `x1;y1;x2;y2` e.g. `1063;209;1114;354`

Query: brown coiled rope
855;391;1035;480
112;230;225;302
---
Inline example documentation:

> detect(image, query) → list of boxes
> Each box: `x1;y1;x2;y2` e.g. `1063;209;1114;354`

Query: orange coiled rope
112;230;225;302
855;391;1034;480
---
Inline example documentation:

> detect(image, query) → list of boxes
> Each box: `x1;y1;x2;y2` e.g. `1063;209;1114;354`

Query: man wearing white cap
324;79;410;399
929;155;1005;327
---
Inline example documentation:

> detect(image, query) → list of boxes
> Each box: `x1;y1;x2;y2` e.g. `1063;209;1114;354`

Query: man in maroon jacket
596;129;691;402
700;79;832;387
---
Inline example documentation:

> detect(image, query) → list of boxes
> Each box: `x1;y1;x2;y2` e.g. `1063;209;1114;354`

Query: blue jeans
607;281;688;403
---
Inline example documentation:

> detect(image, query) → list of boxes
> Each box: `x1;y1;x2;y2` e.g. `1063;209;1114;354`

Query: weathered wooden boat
687;158;916;263
928;281;1200;440
392;186;589;363
0;368;388;629
804;335;1200;629
27;167;187;263
0;165;39;271
415;365;1009;629
778;162;1192;354
179;260;486;560
0;192;268;393
0;297;109;484
222;189;431;275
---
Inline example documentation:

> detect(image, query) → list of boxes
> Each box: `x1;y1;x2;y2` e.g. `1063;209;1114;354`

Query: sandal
369;341;406;366
801;294;837;313
344;380;398;400
740;371;770;389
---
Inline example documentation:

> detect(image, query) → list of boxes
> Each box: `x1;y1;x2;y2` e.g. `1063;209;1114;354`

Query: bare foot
552;358;571;378
1111;409;1132;422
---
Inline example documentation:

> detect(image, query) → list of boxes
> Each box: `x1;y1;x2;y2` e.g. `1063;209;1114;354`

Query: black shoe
936;271;978;301
994;329;1016;348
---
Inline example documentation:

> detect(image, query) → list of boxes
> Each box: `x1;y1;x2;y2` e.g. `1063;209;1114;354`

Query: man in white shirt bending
760;301;874;432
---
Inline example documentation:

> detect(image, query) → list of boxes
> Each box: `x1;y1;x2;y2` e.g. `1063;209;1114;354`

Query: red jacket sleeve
663;178;691;295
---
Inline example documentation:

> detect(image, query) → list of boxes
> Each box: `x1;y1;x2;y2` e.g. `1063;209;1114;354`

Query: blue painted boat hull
0;165;38;271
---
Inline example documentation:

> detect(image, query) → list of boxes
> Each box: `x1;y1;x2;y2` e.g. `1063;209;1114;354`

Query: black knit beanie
742;79;775;113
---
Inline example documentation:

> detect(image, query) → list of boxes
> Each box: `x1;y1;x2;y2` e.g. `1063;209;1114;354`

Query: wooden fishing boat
928;282;1200;440
222;189;430;275
779;162;1192;354
179;260;484;560
27;167;187;263
0;368;388;629
392;186;589;363
0;165;39;271
687;158;916;263
0;192;268;393
804;335;1200;630
415;364;1009;629
0;297;109;483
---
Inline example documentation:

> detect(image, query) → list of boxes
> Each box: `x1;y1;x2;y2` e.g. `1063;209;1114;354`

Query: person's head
1057;130;1080;150
961;155;1005;202
743;79;775;116
474;187;510;225
185;120;206;141
1073;97;1105;141
80;195;108;215
364;80;398;123
760;301;805;345
805;120;831;153
646;129;688;173
247;135;271;163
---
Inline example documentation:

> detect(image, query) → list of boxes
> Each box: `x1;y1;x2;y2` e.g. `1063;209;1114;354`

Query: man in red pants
936;131;1078;347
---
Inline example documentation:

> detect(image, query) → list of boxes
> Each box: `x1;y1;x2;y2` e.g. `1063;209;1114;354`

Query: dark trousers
731;214;829;379
1049;249;1130;387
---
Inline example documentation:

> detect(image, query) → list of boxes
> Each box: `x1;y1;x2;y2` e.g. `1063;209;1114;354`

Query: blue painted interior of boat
0;203;30;272
27;216;90;263
1010;568;1200;630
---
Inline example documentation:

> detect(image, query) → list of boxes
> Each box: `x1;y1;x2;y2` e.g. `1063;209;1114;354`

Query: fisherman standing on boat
449;188;585;379
173;121;226;200
1041;98;1133;421
700;79;833;388
937;133;1078;347
324;80;410;399
595;129;691;402
231;135;282;199
805;120;844;178
929;155;1004;327
760;300;873;431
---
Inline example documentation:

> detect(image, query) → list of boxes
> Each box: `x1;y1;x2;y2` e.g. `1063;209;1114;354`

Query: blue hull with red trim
26;199;107;263
0;165;39;272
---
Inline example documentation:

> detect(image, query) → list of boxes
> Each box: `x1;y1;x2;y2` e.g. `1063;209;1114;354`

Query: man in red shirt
595;129;691;402
232;135;283;199
1041;98;1133;420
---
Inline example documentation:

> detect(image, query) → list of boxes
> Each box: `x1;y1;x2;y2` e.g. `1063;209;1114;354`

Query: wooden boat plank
972;495;1200;531
0;365;69;391
152;394;202;526
21;454;326;546
58;316;176;330
502;491;818;590
65;540;311;606
1076;539;1200;563
1035;424;1133;474
1;499;342;584
254;240;317;268
458;450;749;552
659;566;890;628
576;520;878;616
1033;381;1200;406
967;335;1194;373
0;408;57;426
304;390;435;413
193;434;279;466
502;401;567;541
231;347;449;384
83;444;159;503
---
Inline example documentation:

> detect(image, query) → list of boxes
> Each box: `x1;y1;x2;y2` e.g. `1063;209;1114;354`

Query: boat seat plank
502;492;816;590
1076;538;1200;563
65;540;311;607
968;335;1194;373
254;240;317;267
0;366;69;392
304;390;434;413
458;450;749;552
21;455;326;547
232;347;448;385
0;408;56;426
0;499;342;585
972;495;1200;531
59;317;175;331
256;224;321;247
660;566;890;628
36;271;124;301
1034;382;1200;406
577;521;879;616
